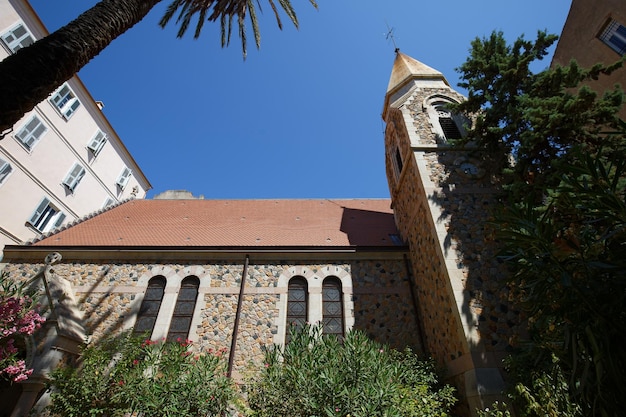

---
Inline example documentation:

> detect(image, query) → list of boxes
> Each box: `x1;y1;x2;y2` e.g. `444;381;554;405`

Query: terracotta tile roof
33;199;401;248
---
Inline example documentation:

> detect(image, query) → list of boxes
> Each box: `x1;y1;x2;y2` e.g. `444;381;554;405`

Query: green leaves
159;0;318;58
47;334;235;417
248;324;456;417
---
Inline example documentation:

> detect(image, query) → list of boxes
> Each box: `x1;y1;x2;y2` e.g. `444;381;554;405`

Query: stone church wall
3;257;421;376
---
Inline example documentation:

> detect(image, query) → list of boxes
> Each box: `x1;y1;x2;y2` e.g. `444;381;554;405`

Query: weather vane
385;22;399;53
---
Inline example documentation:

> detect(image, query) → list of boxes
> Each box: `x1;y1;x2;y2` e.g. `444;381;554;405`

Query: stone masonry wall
3;257;421;376
385;86;521;372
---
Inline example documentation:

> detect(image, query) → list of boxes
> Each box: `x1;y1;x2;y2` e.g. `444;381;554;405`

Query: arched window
286;277;308;342
134;276;166;337
435;105;463;140
167;276;200;342
322;277;344;337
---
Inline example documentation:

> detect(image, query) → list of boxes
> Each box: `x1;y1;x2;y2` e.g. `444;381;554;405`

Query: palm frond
160;0;317;58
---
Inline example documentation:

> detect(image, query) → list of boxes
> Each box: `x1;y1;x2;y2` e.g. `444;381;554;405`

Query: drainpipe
403;254;427;352
227;255;249;378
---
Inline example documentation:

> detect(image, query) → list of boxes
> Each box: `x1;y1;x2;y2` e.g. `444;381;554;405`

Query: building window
1;23;34;52
322;277;344;337
166;276;199;342
28;197;65;233
50;83;81;119
393;147;403;179
116;167;132;190
286;277;308;342
87;130;107;156
0;157;12;185
435;105;463;140
15;115;47;151
133;276;166;337
599;19;626;56
62;163;86;192
103;197;115;208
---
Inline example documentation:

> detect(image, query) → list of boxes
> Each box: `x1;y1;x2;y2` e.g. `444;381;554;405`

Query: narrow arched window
167;276;200;342
435;105;463;140
322;277;344;337
286;277;308;342
134;276;166;337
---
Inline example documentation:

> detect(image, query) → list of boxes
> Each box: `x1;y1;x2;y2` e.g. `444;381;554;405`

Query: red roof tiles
33;199;400;248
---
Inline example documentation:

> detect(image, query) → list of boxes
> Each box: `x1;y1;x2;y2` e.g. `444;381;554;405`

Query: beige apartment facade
0;0;151;257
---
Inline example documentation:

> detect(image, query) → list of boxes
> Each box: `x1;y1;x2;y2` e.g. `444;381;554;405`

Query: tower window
322;277;344;337
599;19;626;56
286;277;308;342
393;147;403;178
166;276;200;342
436;106;463;140
133;276;166;337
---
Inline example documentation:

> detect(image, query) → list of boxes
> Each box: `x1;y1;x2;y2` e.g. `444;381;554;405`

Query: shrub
47;333;236;417
248;324;456;417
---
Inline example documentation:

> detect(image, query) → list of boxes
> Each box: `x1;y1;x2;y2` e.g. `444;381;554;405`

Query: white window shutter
29;197;50;225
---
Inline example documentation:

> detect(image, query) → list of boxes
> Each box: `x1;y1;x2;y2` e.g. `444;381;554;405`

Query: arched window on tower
435;105;463;140
134;276;166;337
322;277;344;337
167;276;200;341
286;276;308;342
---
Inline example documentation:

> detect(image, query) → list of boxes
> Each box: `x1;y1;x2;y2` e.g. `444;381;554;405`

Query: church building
1;51;517;416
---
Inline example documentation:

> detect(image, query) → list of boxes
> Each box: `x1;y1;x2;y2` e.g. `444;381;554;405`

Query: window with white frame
116;167;132;189
599;19;626;56
15;115;47;151
0;157;13;185
103;197;115;208
28;197;66;233
1;23;34;52
87;130;107;156
62;163;86;192
50;83;81;119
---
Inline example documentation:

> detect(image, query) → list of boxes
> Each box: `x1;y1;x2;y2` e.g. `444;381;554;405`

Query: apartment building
0;0;151;257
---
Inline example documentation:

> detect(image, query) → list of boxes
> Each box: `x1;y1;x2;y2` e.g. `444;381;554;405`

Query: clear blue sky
29;0;571;199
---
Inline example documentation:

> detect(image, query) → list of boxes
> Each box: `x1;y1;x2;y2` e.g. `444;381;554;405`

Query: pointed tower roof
386;51;449;94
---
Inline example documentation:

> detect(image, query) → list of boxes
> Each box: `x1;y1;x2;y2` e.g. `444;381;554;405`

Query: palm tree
0;0;316;135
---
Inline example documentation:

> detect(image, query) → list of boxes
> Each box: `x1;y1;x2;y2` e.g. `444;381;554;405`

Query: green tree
0;0;317;133
453;30;623;200
454;30;626;417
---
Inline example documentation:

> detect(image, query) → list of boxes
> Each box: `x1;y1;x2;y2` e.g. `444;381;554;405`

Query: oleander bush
47;333;235;417
248;324;456;417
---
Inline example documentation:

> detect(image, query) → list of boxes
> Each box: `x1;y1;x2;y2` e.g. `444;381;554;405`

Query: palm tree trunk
0;0;162;134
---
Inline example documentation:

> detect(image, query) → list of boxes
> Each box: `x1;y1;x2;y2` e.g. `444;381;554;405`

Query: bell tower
382;51;515;414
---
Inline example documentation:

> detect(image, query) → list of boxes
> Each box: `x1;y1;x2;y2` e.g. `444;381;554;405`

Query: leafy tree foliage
454;31;626;417
453;31;623;200
248;324;457;417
